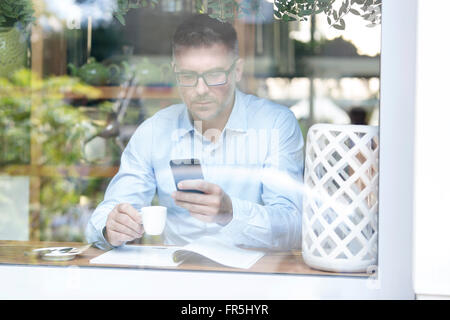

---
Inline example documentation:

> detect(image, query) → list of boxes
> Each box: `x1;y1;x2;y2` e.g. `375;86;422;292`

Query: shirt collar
224;89;247;133
179;105;194;136
176;89;248;140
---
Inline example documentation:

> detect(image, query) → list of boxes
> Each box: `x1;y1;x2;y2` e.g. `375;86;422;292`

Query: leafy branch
0;0;380;30
274;0;381;30
113;0;381;28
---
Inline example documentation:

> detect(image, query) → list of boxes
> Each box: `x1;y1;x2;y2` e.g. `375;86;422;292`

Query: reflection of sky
290;13;381;57
265;0;381;56
45;0;117;26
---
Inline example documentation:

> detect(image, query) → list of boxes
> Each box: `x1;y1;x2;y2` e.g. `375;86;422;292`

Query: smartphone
169;158;205;194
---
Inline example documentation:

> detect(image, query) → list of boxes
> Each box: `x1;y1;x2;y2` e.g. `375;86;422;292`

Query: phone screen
170;158;205;194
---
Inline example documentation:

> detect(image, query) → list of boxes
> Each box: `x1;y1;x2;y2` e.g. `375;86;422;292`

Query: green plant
0;0;35;29
274;0;381;29
0;69;111;165
0;69;118;241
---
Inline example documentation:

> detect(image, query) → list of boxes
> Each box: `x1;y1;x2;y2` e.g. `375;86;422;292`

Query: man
85;14;304;251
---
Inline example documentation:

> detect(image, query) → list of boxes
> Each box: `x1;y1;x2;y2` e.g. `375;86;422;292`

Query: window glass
0;0;380;277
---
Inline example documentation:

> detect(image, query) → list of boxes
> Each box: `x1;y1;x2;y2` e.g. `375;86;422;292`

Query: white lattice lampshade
302;124;379;273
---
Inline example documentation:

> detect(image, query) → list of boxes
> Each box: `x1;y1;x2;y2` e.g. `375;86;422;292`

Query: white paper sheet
176;236;265;269
90;245;183;267
90;236;265;269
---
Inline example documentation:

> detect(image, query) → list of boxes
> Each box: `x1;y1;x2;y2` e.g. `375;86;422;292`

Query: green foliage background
0;69;119;241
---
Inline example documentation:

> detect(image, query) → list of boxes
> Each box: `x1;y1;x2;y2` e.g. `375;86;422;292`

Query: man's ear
234;58;244;82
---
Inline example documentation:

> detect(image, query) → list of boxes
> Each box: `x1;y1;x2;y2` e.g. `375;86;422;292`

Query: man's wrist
219;197;247;237
217;211;233;226
101;226;115;248
102;226;108;241
217;195;233;226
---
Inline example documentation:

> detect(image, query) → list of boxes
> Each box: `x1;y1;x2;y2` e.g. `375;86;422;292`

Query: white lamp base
303;251;376;273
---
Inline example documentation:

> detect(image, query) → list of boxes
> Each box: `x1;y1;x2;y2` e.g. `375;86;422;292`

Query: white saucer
33;247;80;261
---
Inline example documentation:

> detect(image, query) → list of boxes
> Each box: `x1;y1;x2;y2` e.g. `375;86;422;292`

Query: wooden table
0;240;367;277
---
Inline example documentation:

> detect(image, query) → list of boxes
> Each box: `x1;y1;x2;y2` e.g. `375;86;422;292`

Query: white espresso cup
140;206;167;235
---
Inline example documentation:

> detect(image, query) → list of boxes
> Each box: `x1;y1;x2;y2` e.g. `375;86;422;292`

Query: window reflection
0;0;380;276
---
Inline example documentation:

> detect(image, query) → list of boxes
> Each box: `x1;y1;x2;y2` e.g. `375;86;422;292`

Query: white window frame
413;0;450;300
0;0;417;299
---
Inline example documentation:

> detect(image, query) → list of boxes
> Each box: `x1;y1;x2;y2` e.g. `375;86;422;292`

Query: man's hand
105;203;144;247
171;180;233;225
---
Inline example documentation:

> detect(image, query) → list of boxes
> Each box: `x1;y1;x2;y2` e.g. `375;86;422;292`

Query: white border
413;0;450;297
0;0;416;299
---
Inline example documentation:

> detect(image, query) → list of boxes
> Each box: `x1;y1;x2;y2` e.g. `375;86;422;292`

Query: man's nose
195;76;209;95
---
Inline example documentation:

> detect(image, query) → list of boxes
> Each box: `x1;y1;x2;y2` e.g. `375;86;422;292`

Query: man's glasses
174;59;238;87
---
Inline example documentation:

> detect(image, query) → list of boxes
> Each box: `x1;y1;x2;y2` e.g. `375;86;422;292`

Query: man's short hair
172;14;238;57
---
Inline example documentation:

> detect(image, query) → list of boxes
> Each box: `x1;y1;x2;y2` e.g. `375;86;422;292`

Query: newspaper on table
90;235;265;269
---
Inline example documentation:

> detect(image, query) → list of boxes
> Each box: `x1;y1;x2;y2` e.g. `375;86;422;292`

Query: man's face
173;43;243;122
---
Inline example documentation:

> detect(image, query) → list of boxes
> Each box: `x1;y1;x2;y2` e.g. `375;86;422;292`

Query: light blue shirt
85;89;304;250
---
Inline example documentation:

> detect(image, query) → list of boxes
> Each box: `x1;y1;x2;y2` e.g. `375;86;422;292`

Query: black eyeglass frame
173;59;238;87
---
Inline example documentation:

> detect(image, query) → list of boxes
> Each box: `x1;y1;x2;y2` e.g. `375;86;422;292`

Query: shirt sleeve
84;119;157;249
220;110;304;250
